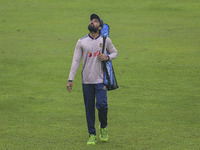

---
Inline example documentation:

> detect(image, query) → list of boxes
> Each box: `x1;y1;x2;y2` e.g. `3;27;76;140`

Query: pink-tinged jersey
68;34;118;84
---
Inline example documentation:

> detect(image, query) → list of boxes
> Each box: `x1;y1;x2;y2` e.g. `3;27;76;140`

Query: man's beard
88;23;98;33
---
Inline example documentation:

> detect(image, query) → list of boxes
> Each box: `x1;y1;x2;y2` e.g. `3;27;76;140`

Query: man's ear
98;26;102;31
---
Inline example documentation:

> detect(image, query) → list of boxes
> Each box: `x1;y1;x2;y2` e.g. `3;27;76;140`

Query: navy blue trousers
82;83;108;136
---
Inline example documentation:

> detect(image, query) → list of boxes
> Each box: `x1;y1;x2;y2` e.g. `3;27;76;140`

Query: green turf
0;0;200;149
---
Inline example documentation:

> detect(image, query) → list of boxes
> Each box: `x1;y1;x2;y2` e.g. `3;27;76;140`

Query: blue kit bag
101;24;119;91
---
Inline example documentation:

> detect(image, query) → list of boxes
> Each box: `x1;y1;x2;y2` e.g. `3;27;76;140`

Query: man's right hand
66;82;73;92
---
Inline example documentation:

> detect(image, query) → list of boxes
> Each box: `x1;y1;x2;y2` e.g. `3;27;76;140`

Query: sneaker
87;134;97;145
99;127;108;142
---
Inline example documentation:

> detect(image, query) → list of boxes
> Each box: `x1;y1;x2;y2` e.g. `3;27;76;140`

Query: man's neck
89;32;100;39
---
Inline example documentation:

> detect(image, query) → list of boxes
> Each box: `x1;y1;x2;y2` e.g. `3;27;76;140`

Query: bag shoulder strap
102;36;107;54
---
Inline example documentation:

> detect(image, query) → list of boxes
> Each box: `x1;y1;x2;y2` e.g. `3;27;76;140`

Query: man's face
88;18;101;33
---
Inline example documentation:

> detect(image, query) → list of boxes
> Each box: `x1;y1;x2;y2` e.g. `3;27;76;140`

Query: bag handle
102;36;107;54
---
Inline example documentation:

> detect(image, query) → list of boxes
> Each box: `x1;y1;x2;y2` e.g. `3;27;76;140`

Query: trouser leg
95;83;108;128
82;84;96;135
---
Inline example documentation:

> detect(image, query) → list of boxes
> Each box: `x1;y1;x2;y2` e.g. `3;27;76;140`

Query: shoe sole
87;141;97;145
99;135;108;142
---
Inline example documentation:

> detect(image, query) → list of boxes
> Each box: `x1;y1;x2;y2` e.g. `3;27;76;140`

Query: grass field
0;0;200;149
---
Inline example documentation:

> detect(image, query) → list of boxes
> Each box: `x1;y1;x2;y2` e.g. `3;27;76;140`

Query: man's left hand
98;53;109;61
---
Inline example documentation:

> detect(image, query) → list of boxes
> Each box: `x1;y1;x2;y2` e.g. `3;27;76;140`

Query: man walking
66;14;118;145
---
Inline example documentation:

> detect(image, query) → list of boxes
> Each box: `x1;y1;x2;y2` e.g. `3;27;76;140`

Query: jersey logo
88;52;92;57
88;50;101;57
94;50;101;57
100;43;103;48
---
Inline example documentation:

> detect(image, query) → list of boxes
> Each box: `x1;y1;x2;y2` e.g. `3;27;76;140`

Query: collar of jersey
88;33;101;40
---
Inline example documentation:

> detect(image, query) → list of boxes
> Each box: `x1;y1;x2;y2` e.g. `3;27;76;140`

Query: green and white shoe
99;127;108;142
87;134;97;145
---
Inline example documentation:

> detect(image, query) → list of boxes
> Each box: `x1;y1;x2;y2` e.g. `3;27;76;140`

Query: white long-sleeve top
68;34;118;84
